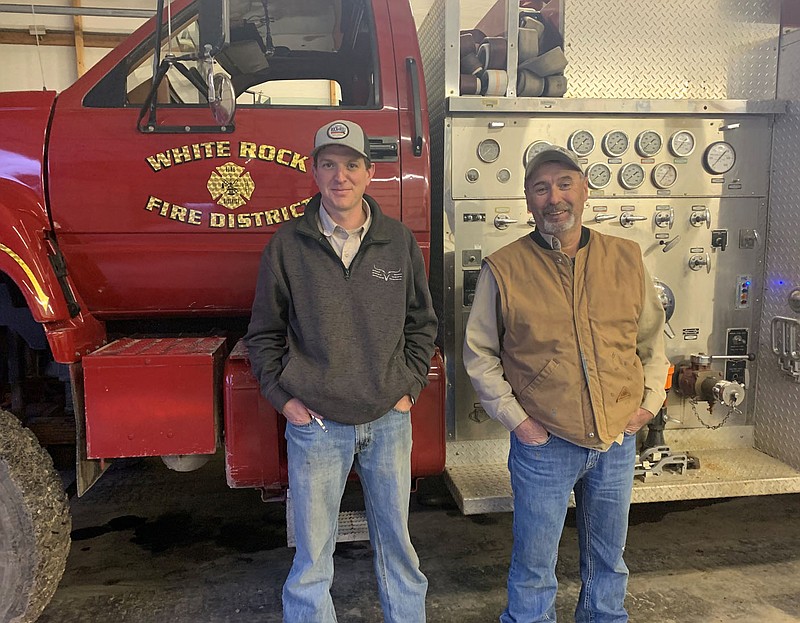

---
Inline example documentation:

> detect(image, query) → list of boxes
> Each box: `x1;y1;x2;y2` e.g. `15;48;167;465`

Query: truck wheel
0;409;71;623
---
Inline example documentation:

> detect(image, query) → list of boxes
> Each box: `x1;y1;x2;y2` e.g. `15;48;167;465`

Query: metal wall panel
756;29;800;469
563;0;781;99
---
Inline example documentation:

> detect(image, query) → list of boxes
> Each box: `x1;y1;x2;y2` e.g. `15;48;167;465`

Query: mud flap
70;362;109;496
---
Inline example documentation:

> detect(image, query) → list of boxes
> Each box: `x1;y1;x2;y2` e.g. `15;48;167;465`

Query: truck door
47;0;403;317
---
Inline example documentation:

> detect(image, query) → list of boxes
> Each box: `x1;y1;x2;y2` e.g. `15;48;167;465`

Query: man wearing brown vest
463;145;669;623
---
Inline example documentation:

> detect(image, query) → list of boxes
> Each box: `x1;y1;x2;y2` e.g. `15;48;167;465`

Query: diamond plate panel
418;0;448;344
446;438;510;467
563;0;780;99
756;29;800;470
445;447;800;515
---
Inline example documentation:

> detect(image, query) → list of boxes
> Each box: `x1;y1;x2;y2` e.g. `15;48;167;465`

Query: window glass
101;0;378;109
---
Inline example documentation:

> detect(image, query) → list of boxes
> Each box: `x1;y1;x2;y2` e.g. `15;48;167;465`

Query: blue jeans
283;408;427;623
501;432;636;623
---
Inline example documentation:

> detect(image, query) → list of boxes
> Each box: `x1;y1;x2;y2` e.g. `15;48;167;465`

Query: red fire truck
0;1;445;620
4;0;800;621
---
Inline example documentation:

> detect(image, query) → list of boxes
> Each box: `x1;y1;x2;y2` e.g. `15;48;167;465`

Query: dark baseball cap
524;144;583;181
312;120;371;160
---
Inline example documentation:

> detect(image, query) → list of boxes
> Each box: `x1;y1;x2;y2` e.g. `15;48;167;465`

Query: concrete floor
41;455;800;623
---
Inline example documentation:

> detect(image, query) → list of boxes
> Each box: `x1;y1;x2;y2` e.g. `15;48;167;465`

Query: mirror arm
137;58;172;131
151;0;166;105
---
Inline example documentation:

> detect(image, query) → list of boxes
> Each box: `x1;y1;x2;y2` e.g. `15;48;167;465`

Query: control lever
493;214;518;230
592;214;617;223
689;252;711;273
659;235;681;253
620;213;647;228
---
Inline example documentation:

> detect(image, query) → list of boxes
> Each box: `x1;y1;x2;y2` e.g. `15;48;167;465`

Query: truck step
444;436;800;515
285;489;369;547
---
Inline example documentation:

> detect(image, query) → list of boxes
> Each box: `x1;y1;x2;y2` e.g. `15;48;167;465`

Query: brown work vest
485;230;645;447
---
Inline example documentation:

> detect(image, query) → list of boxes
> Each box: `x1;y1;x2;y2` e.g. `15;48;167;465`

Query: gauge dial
619;163;645;189
497;168;511;183
652;162;678;189
586;162;612;189
602;130;629;157
523;140;552;167
635;130;663;157
568;130;595;157
477;139;501;163
703;141;736;174
669;130;696;157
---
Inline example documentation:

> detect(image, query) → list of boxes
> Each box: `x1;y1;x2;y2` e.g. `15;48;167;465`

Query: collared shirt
317;200;372;269
463;231;667;449
537;231;562;251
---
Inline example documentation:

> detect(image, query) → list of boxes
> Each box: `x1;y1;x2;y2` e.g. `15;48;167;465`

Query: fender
0;91;106;362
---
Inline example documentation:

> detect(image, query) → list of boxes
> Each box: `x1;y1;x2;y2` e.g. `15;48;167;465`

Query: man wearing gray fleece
245;119;437;623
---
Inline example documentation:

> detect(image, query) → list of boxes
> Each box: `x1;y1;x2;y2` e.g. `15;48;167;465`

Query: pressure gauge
703;141;736;174
669;130;696;157
497;168;512;183
477;138;501;163
652;162;678;189
523;140;552;167
586;162;612;189
635;130;663;157
568;130;595;157
602;130;629;157
619;163;645;190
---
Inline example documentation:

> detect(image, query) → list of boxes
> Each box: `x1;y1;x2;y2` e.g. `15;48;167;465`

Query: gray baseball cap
312;120;371;160
524;144;583;181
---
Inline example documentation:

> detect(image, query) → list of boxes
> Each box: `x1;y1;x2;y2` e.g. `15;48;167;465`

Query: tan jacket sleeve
462;265;530;432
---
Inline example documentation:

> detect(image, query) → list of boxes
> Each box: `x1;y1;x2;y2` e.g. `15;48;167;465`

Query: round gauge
586;162;612;189
602;130;629;157
497;168;511;183
652;162;678;189
703;141;736;174
465;168;480;183
619;163;645;190
669;130;696;157
568;130;595;157
523;140;552;167
635;130;663;157
477;139;501;163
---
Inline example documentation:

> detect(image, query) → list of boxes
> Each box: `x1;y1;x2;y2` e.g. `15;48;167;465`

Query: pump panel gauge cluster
449;116;769;200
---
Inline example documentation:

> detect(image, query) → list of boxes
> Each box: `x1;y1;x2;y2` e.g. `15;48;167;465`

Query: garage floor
41;455;800;623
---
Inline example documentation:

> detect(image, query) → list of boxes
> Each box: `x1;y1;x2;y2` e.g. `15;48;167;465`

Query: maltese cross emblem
207;162;255;210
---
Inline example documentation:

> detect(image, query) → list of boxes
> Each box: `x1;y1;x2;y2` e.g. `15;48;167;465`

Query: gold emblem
207;162;255;210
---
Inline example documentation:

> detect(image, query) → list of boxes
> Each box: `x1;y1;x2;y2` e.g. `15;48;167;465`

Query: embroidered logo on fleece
371;265;403;282
616;386;632;402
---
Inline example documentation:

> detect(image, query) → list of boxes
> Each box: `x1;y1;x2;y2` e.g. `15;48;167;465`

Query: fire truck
2;0;800;620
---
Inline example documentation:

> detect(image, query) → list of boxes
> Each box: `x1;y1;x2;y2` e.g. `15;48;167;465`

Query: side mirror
208;72;236;125
199;0;230;55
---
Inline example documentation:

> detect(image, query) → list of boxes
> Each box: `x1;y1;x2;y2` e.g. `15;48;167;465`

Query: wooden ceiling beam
72;0;86;76
0;28;127;48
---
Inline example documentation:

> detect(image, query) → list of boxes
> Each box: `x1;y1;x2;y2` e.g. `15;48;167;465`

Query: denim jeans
501;432;636;623
283;408;427;623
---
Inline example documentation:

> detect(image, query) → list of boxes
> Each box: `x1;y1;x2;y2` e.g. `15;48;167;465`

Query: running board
445;428;800;515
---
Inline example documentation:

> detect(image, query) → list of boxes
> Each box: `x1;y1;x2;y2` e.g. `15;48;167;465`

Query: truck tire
0;409;71;623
